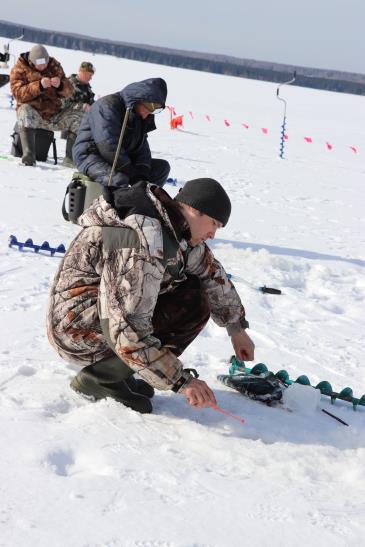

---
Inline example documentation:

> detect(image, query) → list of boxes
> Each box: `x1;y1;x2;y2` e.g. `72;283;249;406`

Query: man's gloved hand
102;186;115;205
118;163;135;178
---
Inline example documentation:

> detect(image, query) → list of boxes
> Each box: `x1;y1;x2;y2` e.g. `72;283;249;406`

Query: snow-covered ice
282;383;321;414
0;39;364;547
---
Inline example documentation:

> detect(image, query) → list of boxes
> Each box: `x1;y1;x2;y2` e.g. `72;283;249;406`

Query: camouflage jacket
10;53;73;119
62;73;95;111
47;185;248;390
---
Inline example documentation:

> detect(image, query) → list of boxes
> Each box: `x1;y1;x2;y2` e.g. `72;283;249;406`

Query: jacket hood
19;52;31;65
19;52;55;68
78;193;126;229
119;78;167;109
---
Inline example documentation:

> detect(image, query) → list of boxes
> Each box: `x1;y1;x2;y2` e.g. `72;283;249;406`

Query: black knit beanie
174;178;231;226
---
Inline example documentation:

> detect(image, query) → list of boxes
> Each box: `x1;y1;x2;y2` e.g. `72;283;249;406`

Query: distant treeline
1;19;365;95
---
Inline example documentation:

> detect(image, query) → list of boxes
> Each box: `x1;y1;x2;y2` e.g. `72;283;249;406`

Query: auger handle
260;286;282;295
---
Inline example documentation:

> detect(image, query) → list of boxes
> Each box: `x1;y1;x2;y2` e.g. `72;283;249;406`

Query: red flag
284;134;288;140
170;115;184;129
304;137;313;143
350;146;358;153
326;142;333;150
261;127;268;134
189;111;194;119
205;115;211;122
242;122;249;129
224;119;230;127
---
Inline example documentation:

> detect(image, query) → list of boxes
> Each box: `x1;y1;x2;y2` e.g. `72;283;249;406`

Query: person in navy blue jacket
73;77;170;187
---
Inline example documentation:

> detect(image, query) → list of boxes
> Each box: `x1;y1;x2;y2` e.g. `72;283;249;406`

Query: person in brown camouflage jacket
10;44;82;166
47;178;255;413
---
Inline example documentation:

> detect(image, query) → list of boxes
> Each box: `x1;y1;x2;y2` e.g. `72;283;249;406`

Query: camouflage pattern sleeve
185;243;249;332
99;245;184;390
62;76;95;111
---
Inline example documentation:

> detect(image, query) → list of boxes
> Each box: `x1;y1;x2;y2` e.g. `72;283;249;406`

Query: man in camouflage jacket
47;178;255;413
60;61;96;166
62;61;95;114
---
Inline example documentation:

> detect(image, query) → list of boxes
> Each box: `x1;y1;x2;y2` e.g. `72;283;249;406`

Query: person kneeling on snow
73;77;170;188
47;178;255;413
10;44;83;167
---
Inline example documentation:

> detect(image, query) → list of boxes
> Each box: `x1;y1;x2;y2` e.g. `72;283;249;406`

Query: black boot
62;132;76;167
125;376;155;398
70;359;153;414
19;128;36;166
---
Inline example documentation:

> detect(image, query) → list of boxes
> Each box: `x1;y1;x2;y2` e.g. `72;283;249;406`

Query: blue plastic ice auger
276;71;296;159
8;235;66;256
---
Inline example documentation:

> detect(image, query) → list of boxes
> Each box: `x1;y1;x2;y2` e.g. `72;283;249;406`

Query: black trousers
149;158;170;187
88;276;210;383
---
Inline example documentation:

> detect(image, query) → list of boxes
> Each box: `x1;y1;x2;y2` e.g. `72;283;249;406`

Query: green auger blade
315;381;333;396
229;357;270;377
339;387;353;401
327;387;354;406
275;369;291;384
228;356;365;411
250;363;269;375
228;356;247;375
295;375;311;386
353;395;365;410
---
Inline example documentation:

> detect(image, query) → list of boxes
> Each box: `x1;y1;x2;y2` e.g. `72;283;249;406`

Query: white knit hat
29;44;49;65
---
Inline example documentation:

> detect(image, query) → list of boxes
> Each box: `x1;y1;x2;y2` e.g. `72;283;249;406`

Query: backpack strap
101;224;181;279
161;225;181;279
102;226;140;252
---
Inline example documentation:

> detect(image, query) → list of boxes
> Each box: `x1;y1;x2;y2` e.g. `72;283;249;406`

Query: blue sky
1;0;363;74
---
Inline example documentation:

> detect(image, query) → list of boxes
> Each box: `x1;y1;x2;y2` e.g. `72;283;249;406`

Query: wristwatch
172;368;199;393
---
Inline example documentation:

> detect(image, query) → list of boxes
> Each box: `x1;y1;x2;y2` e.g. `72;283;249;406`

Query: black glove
117;163;151;185
102;186;116;205
118;163;136;179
